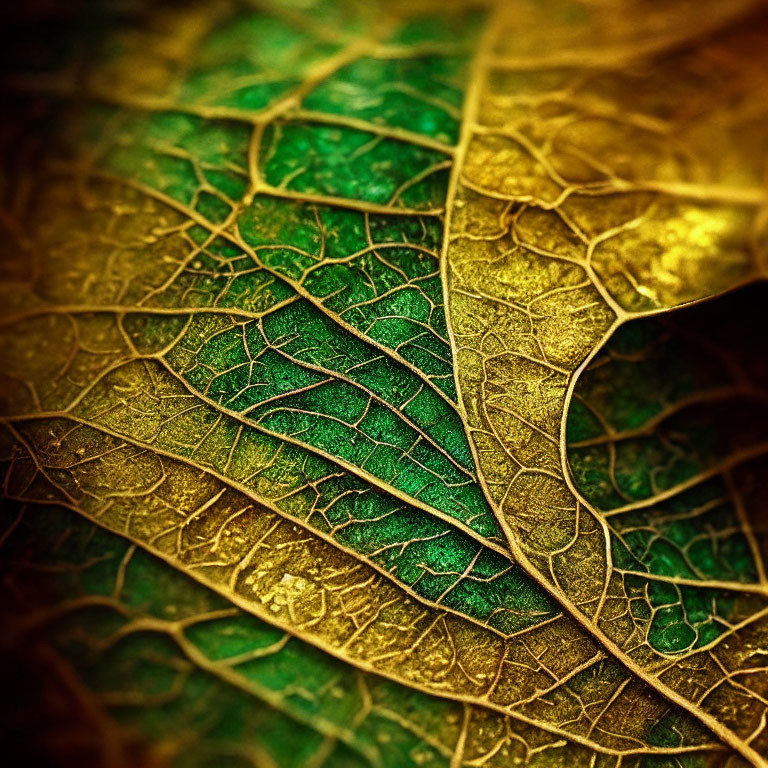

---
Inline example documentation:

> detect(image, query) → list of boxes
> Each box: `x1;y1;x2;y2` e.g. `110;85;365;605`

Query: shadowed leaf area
568;283;768;654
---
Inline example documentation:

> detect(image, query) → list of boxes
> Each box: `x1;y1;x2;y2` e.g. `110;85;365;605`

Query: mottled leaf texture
445;0;768;765
0;0;767;766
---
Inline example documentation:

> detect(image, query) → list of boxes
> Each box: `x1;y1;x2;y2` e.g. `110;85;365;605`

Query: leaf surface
1;0;767;765
445;0;768;764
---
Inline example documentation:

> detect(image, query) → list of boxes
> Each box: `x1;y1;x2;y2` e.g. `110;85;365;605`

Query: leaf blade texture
1;0;767;766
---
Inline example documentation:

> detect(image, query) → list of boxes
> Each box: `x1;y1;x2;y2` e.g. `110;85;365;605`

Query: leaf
1;0;767;765
1;501;569;768
445;0;768;764
567;283;768;654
